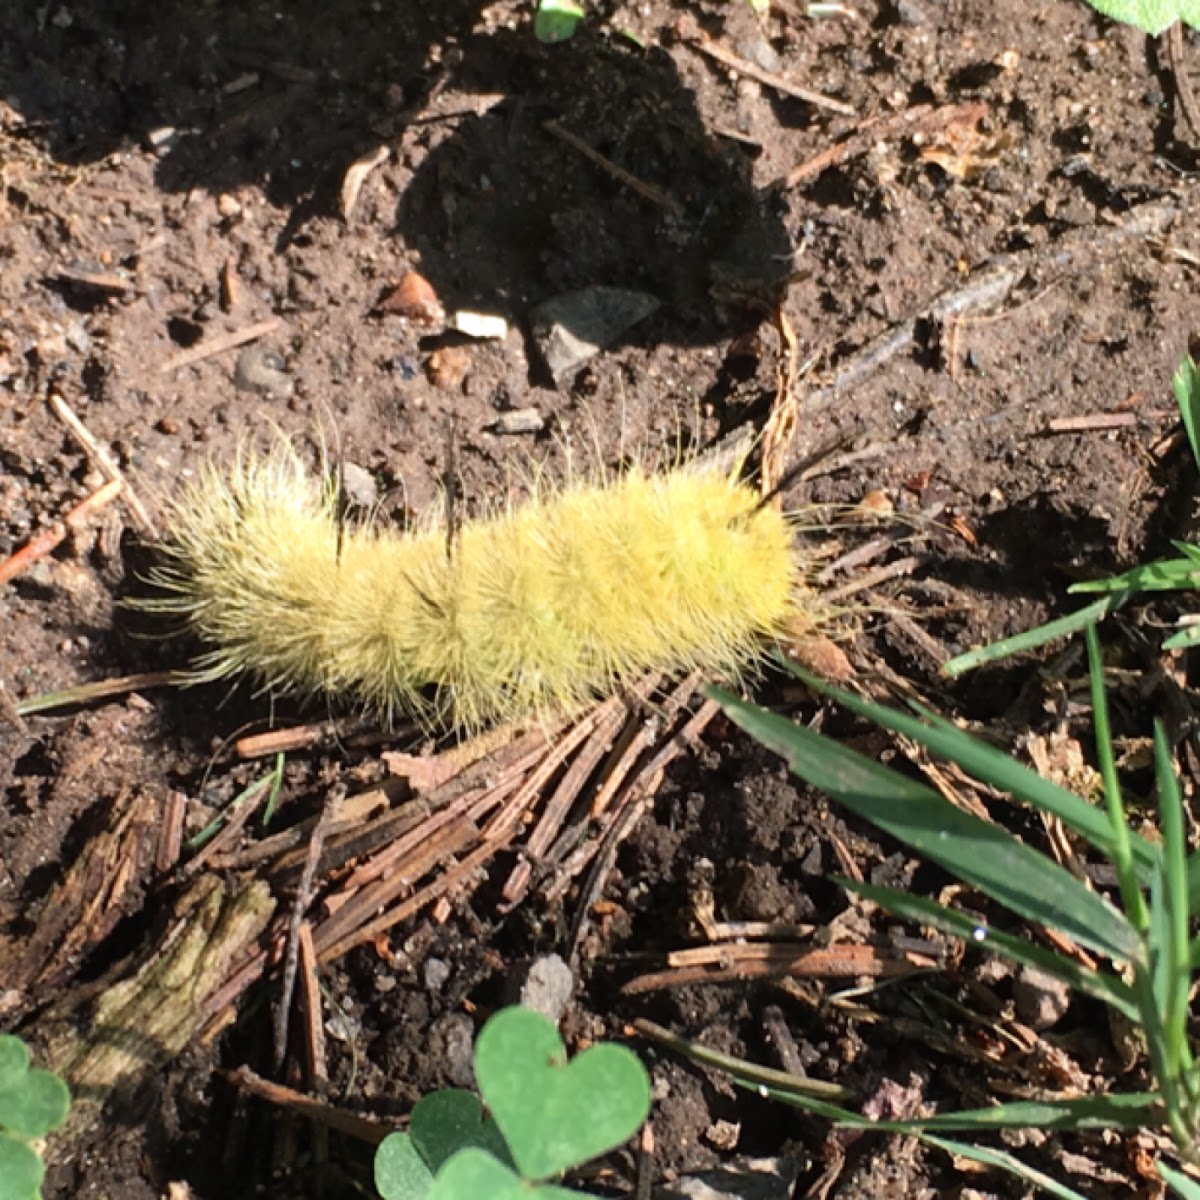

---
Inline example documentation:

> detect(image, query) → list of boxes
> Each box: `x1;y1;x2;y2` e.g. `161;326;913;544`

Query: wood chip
1045;412;1138;433
340;144;390;221
54;266;135;293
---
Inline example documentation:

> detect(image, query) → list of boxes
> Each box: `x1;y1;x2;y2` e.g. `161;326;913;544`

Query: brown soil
2;0;1198;1197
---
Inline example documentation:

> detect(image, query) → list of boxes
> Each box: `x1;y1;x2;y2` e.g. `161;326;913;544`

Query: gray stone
1014;964;1072;1030
233;344;294;399
519;954;574;1025
530;286;660;384
656;1156;802;1200
339;461;378;509
492;406;545;435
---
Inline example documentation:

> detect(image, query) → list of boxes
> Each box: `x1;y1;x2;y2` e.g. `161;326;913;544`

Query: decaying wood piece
41;877;275;1142
9;786;156;999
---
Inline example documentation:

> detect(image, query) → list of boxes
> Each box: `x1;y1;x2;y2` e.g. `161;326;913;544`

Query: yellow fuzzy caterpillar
149;445;813;731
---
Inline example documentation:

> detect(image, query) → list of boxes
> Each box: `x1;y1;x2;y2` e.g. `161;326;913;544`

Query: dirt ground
2;0;1199;1196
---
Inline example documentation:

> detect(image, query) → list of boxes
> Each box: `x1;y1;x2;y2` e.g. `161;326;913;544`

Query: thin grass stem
1085;623;1148;932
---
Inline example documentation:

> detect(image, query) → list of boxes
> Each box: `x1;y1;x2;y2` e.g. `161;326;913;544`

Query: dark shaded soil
2;0;1199;1197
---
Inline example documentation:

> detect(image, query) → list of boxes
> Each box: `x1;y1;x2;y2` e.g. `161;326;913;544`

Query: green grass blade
1071;557;1200;595
942;594;1127;677
919;1135;1090;1199
909;1094;1158;1133
1085;624;1149;932
1155;723;1191;1097
633;1020;852;1102
1164;622;1200;652
1173;355;1200;474
1187;850;1200;914
758;1083;1158;1130
1149;858;1174;1041
845;879;1139;1021
186;770;276;851
772;666;1157;880
1134;857;1187;1148
261;752;286;829
712;689;1140;962
1160;1161;1200;1199
1170;539;1200;565
755;1085;1157;1197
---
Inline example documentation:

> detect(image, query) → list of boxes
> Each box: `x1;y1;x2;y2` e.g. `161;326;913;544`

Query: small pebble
1014;964;1072;1030
423;957;451;993
146;126;178;152
451;311;508;340
704;1119;741;1151
657;1156;802;1200
377;270;444;325
432;1013;476;1088
519;954;574;1025
233;344;294;399
530;286;659;384
65;321;91;355
492;406;544;435
426;344;471;390
339;461;378;509
736;36;781;74
387;353;421;381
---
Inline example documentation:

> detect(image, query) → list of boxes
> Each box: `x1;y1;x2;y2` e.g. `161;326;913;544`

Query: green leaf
0;1039;69;1141
1160;1161;1200;1199
375;1133;435;1200
0;1133;43;1200
1083;0;1200;34
1174;355;1200;473
534;0;585;42
0;1042;30;1095
428;1148;580;1200
846;879;1139;1021
410;1090;510;1173
773;666;1158;879
474;1007;650;1182
712;689;1141;963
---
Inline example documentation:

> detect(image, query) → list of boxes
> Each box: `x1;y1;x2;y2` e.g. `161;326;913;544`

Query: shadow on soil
4;0;793;345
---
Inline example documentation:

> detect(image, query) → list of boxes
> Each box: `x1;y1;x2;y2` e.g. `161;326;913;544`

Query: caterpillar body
151;446;810;731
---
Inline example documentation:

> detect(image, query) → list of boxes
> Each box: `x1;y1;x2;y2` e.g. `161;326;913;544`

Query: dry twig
543;120;684;215
48;393;156;534
794;198;1180;435
160;317;281;374
224;1065;392;1143
687;27;855;116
